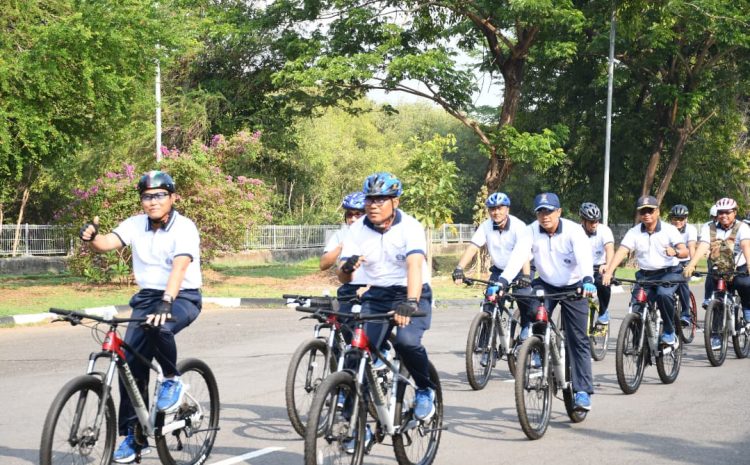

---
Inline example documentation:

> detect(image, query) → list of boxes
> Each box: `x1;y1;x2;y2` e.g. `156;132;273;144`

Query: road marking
210;447;285;465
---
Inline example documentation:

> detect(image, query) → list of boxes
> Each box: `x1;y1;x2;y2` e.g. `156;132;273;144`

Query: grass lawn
0;253;691;318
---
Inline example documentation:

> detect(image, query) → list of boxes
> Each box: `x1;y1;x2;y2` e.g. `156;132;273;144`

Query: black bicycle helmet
579;202;601;221
137;170;176;194
669;204;689;218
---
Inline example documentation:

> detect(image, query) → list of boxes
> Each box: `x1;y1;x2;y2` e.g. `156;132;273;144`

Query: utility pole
603;3;616;225
155;59;162;162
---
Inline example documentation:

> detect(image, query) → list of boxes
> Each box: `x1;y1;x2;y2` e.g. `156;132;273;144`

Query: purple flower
210;134;225;148
251;130;262;142
237;176;248;185
106;172;118;179
160;146;170;156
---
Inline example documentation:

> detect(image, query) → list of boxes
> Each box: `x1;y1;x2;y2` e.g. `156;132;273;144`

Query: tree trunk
11;188;30;257
654;124;691;204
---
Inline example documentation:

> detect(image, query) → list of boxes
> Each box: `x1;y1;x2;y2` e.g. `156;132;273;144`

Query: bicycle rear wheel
286;338;336;436
40;375;116;465
393;362;443;465
514;336;551;440
562;345;587;423
588;300;608;361
156;358;220;465
465;310;495;390
732;307;750;359
304;371;365;465
615;312;647;394
656;332;682;384
704;301;728;366
675;293;697;344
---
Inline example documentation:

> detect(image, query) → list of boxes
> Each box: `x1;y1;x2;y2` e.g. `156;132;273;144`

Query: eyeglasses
140;192;170;202
487;206;505;211
670;216;687;221
638;208;655;215
365;196;393;206
716;210;735;215
345;211;364;218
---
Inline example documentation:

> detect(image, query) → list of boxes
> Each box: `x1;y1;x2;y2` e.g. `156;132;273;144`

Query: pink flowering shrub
62;133;273;284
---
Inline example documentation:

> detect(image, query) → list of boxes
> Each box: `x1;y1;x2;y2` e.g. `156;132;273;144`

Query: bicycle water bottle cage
635;288;648;303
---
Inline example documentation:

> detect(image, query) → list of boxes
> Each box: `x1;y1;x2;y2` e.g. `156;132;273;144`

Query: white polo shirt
501;217;594;287
619;220;685;271
697;221;750;268
113;210;202;290
470;216;527;270
584;223;615;266
324;224;364;285
340;210;430;287
676;223;698;263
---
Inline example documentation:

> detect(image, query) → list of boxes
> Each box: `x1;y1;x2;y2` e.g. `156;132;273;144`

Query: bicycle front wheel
465;310;495;390
732;307;750;359
514;336;551;440
156;358;220;465
304;371;365;465
40;375;116;465
704;301;728;367
615;312;647;394
393;362;443;465
286;338;336;436
656;333;682;385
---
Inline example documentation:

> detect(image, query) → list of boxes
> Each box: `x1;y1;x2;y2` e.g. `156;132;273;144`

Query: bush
61;132;273;283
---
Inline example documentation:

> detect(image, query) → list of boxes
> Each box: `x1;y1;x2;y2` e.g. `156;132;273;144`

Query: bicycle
303;308;443;465
692;270;750;366
40;308;220;465
461;276;522;389
283;294;353;437
513;289;589;440
614;277;684;394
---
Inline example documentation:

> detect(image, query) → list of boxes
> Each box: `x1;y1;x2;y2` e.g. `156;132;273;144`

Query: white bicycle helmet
715;198;738;211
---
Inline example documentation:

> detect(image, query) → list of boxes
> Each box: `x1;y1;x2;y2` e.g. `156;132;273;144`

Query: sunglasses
716;210;735;215
638;208;656;215
140;192;170;202
345;211;364;218
365;196;393;206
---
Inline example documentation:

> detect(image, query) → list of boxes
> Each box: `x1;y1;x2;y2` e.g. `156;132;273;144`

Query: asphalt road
1;285;748;465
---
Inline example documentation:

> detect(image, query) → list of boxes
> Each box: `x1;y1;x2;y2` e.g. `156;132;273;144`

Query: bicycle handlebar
506;290;582;301
296;307;427;321
614;277;686;285
50;308;148;324
691;270;749;278
283;294;335;308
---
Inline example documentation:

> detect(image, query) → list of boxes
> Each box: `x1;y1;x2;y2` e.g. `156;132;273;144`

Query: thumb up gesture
79;216;100;242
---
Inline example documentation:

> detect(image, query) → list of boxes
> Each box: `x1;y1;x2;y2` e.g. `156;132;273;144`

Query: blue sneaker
660;332;676;346
531;352;542;369
702;299;710;309
519;325;531;341
743;309;750;326
336;391;347;409
597;310;610;325
710;336;722;351
113;431;151;463
372;349;390;370
414;388;436;421
573;391;591;411
156;378;183;412
343;424;373;454
680;315;692;327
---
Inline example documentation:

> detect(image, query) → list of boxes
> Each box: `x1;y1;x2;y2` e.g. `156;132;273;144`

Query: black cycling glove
395;298;418;317
452;267;464;281
341;255;360;274
79;222;99;242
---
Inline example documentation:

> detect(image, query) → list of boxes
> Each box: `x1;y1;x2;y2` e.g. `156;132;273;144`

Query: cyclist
338;172;437;424
700;205;719;308
602;195;688;347
579;202;614;325
496;192;597;411
668;204;697;326
683;198;750;342
452;192;532;352
79;170;202;463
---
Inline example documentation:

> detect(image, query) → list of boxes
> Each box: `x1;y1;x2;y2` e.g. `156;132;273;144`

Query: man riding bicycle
683;198;750;343
668;204;698;327
79;170;202;463
452;192;532;348
496;192;597;411
579;202;614;325
337;172;437;426
602;195;688;347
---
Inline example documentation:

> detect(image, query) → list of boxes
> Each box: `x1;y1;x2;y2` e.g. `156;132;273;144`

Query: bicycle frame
529;300;568;392
710;276;743;337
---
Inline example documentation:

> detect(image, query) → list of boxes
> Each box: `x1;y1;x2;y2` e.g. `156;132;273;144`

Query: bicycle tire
615;312;647;394
506;307;520;377
156;358;220;465
655;330;682;385
732;306;750;359
514;336;552;440
465;311;495;390
704;301;728;367
286;338;336;436
40;375;116;465
393;361;443;465
675;293;696;344
304;371;365;465
562;345;587;423
588;300;608;361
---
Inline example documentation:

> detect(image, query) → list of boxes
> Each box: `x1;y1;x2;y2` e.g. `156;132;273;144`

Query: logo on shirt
396;254;406;261
563;258;572;265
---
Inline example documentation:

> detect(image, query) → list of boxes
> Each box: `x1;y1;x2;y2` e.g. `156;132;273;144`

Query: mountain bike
304;308;443;465
675;287;698;344
461;276;522;389
614;278;683;394
513;289;588;440
283;294;353;437
40;309;220;465
692;270;750;366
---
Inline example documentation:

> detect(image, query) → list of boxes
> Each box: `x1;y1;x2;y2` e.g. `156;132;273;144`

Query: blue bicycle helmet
485;192;511;208
341;192;366;210
138;170;175;194
362;172;403;197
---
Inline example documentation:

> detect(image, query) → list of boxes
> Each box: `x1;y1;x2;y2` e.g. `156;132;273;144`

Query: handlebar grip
50;308;74;316
295;306;317;313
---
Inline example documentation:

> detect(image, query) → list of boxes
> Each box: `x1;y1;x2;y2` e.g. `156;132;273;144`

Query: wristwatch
162;293;174;303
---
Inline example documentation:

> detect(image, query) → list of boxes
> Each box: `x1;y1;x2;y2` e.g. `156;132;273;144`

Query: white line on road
209;447;285;465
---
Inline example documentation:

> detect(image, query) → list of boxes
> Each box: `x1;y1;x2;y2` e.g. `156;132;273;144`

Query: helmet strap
150;209;172;230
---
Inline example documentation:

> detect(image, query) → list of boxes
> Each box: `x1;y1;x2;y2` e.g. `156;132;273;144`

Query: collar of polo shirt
538;219;563;235
492;217;511;231
640;219;662;233
364;209;402;233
